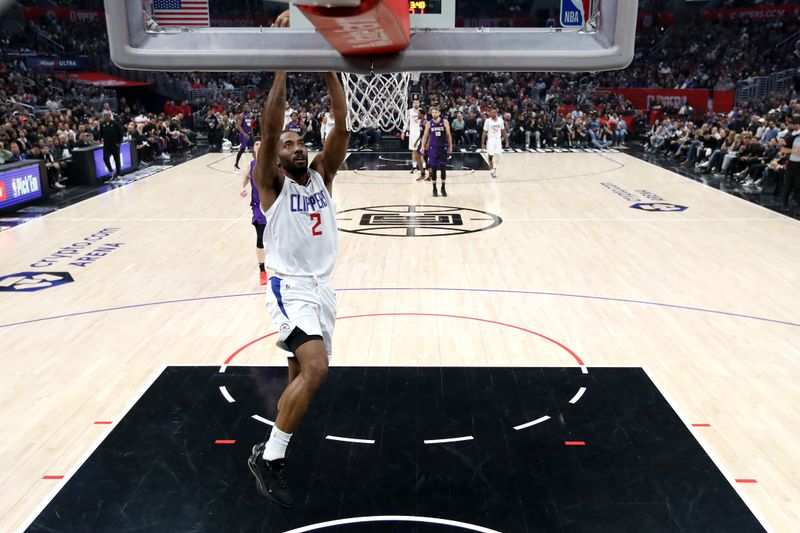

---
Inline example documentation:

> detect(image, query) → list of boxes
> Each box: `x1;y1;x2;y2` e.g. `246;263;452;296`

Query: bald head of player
277;131;308;180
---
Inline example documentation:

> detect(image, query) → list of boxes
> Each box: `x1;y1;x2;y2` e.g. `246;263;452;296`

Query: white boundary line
218;386;235;403
15;364;167;533
251;415;274;426
569;387;587;404
423;436;474;445
641;365;774;533
513;415;551;431
284;515;503;533
325;436;375;445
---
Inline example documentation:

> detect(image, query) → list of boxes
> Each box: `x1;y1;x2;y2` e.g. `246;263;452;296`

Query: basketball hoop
340;71;414;133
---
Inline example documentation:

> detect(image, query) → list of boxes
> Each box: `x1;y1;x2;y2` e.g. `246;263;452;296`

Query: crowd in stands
643;105;800;191
2;0;799;203
0;52;202;190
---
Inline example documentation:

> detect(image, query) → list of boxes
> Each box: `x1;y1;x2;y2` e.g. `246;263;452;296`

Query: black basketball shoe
248;442;293;508
441;184;447;197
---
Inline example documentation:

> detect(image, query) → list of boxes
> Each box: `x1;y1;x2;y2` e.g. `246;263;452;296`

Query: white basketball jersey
262;168;338;278
284;108;295;128
407;108;421;136
484;117;505;142
324;112;336;137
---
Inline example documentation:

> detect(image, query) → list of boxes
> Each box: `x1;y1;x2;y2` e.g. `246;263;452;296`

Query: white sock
412;162;417;169
263;426;292;461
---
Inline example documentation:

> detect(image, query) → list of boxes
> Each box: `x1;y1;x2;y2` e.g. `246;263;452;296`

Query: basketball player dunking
421;106;453;197
239;140;268;286
247;71;349;508
234;103;256;170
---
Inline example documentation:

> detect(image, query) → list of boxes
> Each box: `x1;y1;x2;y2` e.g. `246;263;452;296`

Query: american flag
152;0;210;27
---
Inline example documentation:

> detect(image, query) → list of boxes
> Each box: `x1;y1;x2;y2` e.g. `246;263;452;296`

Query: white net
340;72;413;133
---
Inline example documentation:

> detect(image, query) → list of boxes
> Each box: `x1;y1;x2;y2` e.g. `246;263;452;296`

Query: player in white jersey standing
402;99;424;179
482;108;510;179
247;71;349;509
321;107;336;145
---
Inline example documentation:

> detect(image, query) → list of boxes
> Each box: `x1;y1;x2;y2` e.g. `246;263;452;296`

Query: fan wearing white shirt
321;108;336;144
481;108;509;179
283;101;295;129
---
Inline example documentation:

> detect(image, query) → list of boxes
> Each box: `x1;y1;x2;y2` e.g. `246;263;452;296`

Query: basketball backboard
104;0;637;73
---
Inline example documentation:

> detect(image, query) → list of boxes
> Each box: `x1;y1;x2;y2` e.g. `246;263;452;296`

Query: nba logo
560;0;591;27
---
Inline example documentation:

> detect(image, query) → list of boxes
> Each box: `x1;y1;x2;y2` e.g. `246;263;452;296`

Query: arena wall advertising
23;7;105;23
598;88;735;114
700;4;800;21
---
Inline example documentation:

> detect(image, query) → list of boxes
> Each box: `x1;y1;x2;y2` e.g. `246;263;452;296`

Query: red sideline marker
297;0;410;56
42;475;64;480
735;479;758;484
565;441;586;446
692;423;711;427
215;439;236;445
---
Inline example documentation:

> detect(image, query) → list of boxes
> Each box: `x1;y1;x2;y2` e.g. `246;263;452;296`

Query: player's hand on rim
274;10;290;28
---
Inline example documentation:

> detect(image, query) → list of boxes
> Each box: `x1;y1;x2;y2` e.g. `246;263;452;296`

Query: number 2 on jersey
310;213;322;236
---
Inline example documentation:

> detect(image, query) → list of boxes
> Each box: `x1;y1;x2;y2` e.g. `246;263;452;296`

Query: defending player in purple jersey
421;106;453;197
235;103;256;170
285;111;307;138
240;140;268;285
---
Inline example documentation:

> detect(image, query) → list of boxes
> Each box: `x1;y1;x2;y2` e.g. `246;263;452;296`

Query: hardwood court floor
0;151;798;531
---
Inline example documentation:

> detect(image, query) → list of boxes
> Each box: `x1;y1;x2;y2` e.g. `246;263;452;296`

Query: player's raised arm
312;72;350;188
255;72;288;212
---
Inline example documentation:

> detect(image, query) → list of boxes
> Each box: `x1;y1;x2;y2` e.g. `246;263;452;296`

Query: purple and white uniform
240;112;255;148
250;159;266;225
286;120;303;136
427;118;448;168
